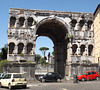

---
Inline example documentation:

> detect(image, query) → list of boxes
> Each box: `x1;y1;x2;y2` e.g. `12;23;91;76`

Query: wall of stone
70;63;98;77
8;8;94;63
3;62;36;80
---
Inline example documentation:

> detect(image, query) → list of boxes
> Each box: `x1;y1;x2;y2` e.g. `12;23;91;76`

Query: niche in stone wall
9;43;15;54
28;17;33;27
18;43;24;54
88;45;93;56
80;45;85;56
72;44;78;55
26;43;33;54
87;20;93;29
19;17;25;27
10;17;16;27
79;20;85;28
71;19;77;27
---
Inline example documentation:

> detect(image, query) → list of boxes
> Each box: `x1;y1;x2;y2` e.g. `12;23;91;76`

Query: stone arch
36;17;71;39
19;17;25;27
80;44;85;56
28;17;33;27
26;43;33;54
9;42;15;54
35;17;69;78
88;44;93;56
10;16;16;27
17;43;24;54
72;44;78;55
70;19;77;27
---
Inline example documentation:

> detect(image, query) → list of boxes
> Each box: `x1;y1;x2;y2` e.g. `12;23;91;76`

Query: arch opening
36;18;68;78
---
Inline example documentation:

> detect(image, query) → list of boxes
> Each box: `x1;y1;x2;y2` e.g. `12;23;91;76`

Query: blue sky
0;0;100;56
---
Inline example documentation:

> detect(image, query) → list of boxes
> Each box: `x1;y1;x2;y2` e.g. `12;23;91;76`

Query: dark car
39;72;61;82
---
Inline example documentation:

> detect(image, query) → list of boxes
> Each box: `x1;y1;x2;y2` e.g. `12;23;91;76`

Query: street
0;80;100;90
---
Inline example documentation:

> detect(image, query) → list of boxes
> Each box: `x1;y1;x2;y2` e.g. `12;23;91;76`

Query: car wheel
0;82;2;88
42;79;45;83
8;83;12;90
57;78;61;82
96;77;99;80
23;85;27;88
81;78;85;82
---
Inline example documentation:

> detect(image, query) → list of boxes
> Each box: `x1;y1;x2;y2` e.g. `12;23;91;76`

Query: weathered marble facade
7;8;95;78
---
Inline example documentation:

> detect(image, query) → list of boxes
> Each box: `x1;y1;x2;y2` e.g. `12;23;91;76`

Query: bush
0;59;11;73
20;53;24;56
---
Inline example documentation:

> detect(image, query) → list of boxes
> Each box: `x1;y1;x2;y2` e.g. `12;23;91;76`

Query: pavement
26;80;100;90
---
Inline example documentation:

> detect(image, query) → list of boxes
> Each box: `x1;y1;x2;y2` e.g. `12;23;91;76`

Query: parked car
77;71;99;81
39;72;61;82
0;73;27;90
0;73;6;79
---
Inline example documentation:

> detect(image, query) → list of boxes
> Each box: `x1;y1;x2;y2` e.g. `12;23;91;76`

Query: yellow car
0;73;27;90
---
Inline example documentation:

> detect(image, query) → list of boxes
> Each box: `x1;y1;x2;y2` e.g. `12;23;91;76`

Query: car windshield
46;73;52;76
13;74;25;78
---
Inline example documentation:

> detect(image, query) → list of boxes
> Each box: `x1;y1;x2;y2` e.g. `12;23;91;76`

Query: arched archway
35;18;69;78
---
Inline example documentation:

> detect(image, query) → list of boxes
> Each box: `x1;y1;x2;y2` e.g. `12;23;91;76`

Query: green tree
52;51;54;56
39;47;49;59
39;57;47;66
35;54;41;64
0;44;8;59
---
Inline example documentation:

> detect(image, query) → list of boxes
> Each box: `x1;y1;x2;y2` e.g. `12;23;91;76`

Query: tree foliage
39;47;49;58
35;54;41;64
0;44;8;59
52;51;54;56
39;57;47;66
0;59;11;73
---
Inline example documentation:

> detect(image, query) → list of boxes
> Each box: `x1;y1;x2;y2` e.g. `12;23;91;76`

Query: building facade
7;8;95;79
94;4;100;63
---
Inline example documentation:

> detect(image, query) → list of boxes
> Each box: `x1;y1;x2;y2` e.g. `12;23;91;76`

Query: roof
94;4;100;16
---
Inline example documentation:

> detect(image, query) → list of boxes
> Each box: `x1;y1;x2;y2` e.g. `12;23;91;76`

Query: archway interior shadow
36;19;68;78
